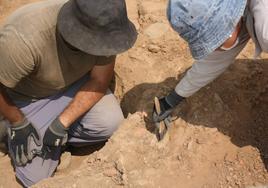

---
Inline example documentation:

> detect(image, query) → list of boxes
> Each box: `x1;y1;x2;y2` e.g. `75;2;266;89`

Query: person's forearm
0;84;24;124
175;61;231;98
175;42;248;97
59;78;110;128
251;0;268;52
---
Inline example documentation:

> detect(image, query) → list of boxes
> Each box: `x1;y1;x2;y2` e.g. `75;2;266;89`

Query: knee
81;107;124;139
98;108;124;138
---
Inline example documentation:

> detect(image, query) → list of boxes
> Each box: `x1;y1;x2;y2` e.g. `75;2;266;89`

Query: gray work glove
8;119;41;166
153;90;185;123
43;117;68;150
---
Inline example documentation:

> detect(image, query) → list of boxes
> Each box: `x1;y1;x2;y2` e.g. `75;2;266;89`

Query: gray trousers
8;76;124;187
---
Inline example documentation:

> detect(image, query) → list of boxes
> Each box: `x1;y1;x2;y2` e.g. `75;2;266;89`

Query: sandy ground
0;0;268;188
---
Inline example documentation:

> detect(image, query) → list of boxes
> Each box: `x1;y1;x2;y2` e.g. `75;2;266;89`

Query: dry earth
0;0;268;188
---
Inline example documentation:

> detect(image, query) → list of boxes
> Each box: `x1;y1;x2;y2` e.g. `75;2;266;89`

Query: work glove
43;117;68;150
153;90;185;123
8;119;41;166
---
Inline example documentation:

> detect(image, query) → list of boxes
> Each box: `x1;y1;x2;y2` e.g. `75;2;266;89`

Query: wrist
52;117;69;132
165;90;185;108
8;113;25;126
58;115;71;129
11;118;29;128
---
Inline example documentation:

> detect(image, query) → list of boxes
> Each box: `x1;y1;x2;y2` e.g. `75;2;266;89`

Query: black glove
8;119;41;166
153;90;185;123
43;117;68;149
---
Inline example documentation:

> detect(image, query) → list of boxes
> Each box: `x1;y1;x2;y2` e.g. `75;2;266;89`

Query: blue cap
167;0;247;60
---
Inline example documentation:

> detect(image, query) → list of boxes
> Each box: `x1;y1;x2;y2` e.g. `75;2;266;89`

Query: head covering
167;0;247;60
57;0;137;56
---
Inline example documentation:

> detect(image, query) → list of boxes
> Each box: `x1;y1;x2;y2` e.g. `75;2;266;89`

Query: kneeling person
0;0;137;186
153;0;268;132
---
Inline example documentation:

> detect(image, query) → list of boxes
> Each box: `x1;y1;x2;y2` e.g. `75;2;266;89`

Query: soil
0;0;267;188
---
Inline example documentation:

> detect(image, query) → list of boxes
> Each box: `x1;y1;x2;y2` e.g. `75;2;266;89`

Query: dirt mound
0;0;268;188
34;61;268;188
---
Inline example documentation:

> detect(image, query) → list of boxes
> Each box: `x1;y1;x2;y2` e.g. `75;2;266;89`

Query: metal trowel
154;97;172;141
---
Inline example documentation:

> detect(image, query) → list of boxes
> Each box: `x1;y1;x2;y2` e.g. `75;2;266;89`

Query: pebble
228;167;234;172
214;93;224;104
144;23;169;39
115;159;125;174
148;44;160;53
226;176;232;182
196;138;206;145
187;140;194;150
103;168;118;177
177;155;182;161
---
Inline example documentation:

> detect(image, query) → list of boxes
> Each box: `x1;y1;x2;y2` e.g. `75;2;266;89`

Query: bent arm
250;0;268;52
175;43;247;97
59;61;116;128
0;84;24;124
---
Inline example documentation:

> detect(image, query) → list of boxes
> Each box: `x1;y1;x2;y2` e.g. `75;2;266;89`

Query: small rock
177;155;182;161
87;157;95;164
208;127;218;133
196;138;206;145
235;180;241;186
228;167;234;172
144;23;169;39
115;159;125;174
252;182;263;187
103;168;118;177
224;152;237;163
148;44;160;53
187;140;194;150
96;153;108;162
122;173;128;185
226;176;232;182
214;93;224;104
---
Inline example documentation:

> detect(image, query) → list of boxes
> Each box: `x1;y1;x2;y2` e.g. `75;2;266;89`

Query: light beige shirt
0;0;114;101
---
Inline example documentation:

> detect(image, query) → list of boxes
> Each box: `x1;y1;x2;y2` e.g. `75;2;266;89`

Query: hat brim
189;0;247;60
57;0;137;56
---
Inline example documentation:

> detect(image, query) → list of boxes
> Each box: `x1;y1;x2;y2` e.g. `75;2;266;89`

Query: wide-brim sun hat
57;0;138;56
167;0;247;60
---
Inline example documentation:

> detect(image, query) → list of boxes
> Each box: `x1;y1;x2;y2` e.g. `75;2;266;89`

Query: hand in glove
153;91;185;123
8;119;41;166
43;117;68;150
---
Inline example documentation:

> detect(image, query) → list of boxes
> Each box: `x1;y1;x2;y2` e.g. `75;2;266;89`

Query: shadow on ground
67;142;106;156
120;59;268;171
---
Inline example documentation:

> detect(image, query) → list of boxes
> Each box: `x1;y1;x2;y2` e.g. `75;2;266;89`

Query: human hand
43;117;68;149
153;90;185;123
8;119;41;166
